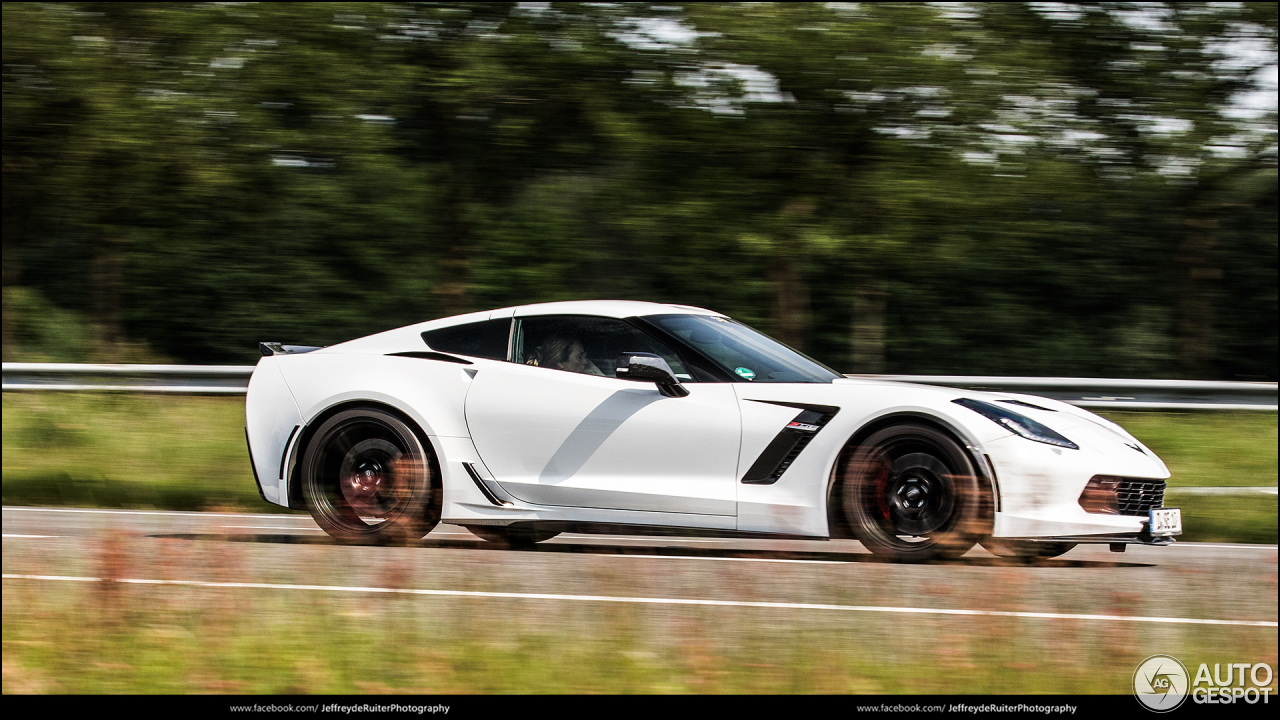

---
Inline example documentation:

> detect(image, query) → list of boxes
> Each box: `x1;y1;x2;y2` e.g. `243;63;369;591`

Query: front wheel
301;408;440;544
465;525;560;548
841;423;985;561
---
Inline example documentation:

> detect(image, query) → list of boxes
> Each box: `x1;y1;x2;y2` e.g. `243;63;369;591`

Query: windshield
645;314;841;383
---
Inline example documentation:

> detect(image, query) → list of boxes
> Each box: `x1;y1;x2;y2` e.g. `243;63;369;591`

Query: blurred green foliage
2;393;270;512
3;2;1276;377
4;287;93;362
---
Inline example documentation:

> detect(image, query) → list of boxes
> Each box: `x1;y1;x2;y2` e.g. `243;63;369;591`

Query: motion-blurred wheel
301;407;440;544
842;424;984;561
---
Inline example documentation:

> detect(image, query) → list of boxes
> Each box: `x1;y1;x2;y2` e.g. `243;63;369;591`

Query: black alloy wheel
301;407;440;544
465;525;560;548
842;423;986;561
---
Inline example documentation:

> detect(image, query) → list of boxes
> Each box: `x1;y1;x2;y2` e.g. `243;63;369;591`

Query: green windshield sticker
735;367;756;380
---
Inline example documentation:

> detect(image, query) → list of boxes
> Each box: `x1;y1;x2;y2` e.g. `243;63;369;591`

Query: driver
527;335;604;376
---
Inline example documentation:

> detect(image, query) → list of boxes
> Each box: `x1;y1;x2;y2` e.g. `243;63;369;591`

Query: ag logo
1134;655;1190;712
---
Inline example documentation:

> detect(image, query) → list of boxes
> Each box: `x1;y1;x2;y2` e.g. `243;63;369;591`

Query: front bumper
1037;532;1177;546
984;429;1175;541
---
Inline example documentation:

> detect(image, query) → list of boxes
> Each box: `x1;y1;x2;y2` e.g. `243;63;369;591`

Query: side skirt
492;521;831;541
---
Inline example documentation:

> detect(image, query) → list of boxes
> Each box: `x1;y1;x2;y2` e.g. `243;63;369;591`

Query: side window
421;319;510;360
514;316;693;380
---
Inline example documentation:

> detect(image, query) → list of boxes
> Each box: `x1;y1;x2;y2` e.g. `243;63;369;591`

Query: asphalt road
6;504;1278;694
3;505;1276;628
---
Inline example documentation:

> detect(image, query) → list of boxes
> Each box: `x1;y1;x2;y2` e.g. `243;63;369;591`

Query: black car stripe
387;351;473;365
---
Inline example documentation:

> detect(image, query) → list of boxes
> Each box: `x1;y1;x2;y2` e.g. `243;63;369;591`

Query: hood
833;376;1160;461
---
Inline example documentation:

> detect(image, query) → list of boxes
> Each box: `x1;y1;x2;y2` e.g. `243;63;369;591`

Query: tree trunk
432;173;472;318
91;235;126;358
2;215;18;360
850;277;887;374
770;200;813;350
769;246;810;351
1174;217;1219;379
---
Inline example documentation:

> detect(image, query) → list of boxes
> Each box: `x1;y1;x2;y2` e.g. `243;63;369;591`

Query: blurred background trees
3;2;1275;379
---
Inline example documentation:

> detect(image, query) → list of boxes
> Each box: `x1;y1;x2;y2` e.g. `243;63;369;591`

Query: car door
463;315;741;516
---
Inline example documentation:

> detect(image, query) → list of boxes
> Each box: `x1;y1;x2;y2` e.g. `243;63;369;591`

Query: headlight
953;398;1079;450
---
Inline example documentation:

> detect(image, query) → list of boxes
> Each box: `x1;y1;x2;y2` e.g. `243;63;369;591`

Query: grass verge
1163;493;1278;544
2;393;276;514
3;574;1274;694
1099;411;1277;488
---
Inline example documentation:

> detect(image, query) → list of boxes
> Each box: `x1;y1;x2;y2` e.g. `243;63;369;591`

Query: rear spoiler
259;342;324;357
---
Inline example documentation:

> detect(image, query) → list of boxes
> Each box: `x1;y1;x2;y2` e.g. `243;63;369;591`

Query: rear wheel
981;539;1076;559
301;408;440;544
466;525;560;548
841;423;985;561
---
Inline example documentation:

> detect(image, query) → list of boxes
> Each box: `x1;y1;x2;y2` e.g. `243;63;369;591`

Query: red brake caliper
342;465;384;514
873;461;892;522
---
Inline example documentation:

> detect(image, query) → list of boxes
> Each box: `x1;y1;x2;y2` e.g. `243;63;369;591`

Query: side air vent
741;402;839;485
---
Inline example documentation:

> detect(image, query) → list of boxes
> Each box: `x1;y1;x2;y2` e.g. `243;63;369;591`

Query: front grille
1080;475;1166;516
1117;478;1166;516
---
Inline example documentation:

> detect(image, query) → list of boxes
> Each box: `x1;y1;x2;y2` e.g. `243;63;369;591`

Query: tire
300;407;440;544
465;525;560;548
841;423;985;561
981;539;1076;559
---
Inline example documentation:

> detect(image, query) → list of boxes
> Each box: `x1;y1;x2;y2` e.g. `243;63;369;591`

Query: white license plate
1150;507;1182;536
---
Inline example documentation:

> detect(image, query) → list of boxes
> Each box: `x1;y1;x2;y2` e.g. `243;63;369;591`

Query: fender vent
741;402;839;485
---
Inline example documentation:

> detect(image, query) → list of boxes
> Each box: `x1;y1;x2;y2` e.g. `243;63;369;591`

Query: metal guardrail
848;375;1278;412
1;363;254;395
2;363;1276;410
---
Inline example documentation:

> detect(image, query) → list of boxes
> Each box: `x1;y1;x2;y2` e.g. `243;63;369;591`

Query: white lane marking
0;512;817;546
4;508;1276;550
222;525;324;531
3;573;1274;628
1167;487;1278;495
215;527;828;560
3;534;59;539
3;507;305;520
210;528;1277;553
0;511;747;543
1171;543;1279;550
627;554;844;565
6;575;98;582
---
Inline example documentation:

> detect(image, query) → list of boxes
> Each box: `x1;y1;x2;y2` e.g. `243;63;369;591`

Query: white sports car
245;300;1181;560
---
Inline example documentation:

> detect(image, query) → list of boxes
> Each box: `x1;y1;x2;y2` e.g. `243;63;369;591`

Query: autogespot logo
1134;655;1190;712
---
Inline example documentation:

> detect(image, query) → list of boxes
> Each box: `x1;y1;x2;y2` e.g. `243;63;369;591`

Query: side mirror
615;352;689;398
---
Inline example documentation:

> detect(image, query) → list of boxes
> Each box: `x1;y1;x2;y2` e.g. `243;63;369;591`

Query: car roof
504;300;722;319
317;300;724;355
